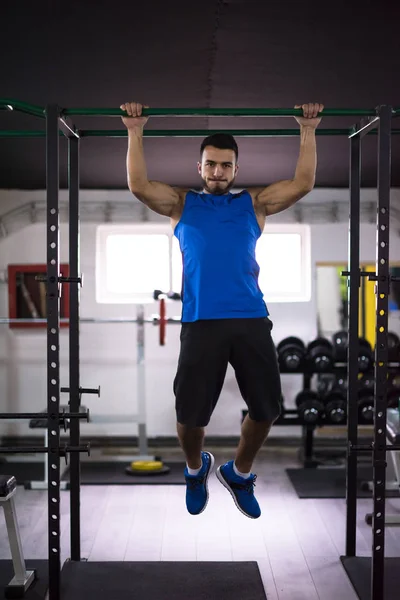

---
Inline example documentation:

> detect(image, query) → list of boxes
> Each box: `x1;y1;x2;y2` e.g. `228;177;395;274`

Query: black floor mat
341;556;400;600
286;466;400;499
62;461;186;485
0;560;48;599
60;561;267;600
0;460;186;487
0;462;45;486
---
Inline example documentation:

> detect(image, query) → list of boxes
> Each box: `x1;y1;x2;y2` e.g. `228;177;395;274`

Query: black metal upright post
46;104;62;600
68;135;81;561
345;134;361;556
371;104;392;600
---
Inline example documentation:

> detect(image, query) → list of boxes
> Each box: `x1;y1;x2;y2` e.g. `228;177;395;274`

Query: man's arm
249;103;323;216
121;102;187;217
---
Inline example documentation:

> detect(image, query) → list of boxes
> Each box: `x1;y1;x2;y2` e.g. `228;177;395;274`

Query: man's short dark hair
200;133;238;162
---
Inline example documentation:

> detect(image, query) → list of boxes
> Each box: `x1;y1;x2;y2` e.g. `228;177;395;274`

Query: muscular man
121;101;323;518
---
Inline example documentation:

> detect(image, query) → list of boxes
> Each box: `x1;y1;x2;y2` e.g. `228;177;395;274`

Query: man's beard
202;177;235;195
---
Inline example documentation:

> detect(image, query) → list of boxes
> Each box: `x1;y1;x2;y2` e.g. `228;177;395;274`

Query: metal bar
0;99;45;118
361;271;366;338
0;446;90;454
81;129;354;138
64;107;377;117
68;134;81;562
59;117;79;139
0;317;181;324
350;444;400;452
371;105;392;600
136;305;149;457
348;116;380;139
345;133;361;557
3;129;400;139
0;413;87;420
46;103;61;600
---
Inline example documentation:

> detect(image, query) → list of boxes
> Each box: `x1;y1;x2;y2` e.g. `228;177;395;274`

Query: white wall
1;188;400;440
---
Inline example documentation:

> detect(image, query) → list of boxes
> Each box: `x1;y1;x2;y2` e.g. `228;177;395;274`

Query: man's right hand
120;102;149;129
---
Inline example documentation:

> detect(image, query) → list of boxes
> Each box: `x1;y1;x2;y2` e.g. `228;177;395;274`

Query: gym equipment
323;390;347;424
306;337;334;372
357;389;375;424
276;336;305;371
295;390;325;424
358;337;373;372
332;330;348;361
0;475;36;598
125;460;171;476
0;301;182;485
364;408;400;526
341;104;400;600
332;330;373;371
2;100;399;600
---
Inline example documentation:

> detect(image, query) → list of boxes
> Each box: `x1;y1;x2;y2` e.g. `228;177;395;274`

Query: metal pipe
2;129;400;139
345;132;361;558
68;129;81;563
64;107;378;117
0;99;44;118
0;317;181;324
0;413;87;420
348;116;380;139
371;105;392;600
0;446;90;454
46;103;61;600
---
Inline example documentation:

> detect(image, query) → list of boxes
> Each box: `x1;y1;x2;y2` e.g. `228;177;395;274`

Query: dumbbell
277;337;306;372
332;330;348;362
332;330;373;371
357;389;374;424
359;373;374;391
306;338;334;372
316;374;335;396
295;390;325;424
323;390;347;425
358;338;373;372
334;373;348;391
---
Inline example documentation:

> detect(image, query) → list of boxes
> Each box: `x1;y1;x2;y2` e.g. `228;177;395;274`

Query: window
256;224;311;302
96;224;172;304
96;223;310;304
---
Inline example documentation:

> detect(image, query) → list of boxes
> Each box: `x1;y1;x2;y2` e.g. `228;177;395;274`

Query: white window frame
96;223;172;304
257;223;311;303
96;222;311;305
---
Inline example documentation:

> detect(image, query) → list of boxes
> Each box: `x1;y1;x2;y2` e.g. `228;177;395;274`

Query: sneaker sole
188;451;215;516
216;466;259;520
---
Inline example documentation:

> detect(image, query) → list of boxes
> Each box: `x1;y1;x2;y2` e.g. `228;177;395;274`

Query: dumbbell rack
275;360;400;468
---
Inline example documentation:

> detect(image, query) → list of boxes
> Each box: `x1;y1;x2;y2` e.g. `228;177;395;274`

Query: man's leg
173;320;230;515
234;415;273;474
177;422;205;470
216;317;281;518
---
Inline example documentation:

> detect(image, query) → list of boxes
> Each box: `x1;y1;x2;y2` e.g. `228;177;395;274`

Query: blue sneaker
216;460;261;519
184;451;215;515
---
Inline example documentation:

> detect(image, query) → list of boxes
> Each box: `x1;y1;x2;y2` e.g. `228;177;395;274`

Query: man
121;101;323;519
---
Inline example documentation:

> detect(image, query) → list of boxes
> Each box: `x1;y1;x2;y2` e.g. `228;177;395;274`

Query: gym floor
0;447;399;600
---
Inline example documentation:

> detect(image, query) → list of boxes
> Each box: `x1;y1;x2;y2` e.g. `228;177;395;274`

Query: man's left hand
294;103;324;129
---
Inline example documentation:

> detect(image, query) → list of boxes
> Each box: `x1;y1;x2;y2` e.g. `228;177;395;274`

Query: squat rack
0;99;400;600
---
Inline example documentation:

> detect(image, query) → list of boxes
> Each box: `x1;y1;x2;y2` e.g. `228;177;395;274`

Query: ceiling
1;0;400;192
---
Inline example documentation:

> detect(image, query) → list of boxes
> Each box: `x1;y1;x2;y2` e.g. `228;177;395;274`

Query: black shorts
173;317;282;427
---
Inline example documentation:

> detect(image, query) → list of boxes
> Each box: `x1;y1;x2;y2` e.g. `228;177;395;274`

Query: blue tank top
174;189;269;322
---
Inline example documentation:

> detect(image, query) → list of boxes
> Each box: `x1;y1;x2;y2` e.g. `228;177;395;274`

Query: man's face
198;146;239;195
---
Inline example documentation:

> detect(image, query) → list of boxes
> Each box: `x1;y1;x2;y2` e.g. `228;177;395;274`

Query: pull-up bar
1;98;400;118
1;128;400;139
